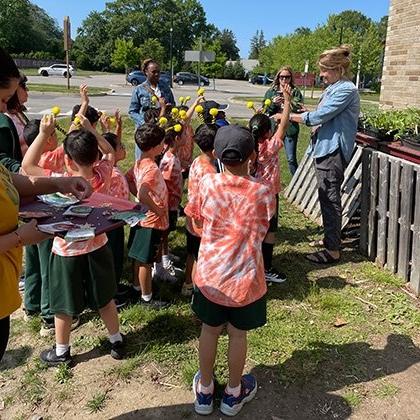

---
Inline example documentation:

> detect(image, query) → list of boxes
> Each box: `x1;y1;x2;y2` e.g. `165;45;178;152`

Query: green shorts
128;226;163;265
268;194;279;233
191;287;267;331
48;245;117;316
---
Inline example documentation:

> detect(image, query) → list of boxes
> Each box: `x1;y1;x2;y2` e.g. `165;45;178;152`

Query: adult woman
264;66;304;175
6;72;29;156
0;47;92;362
128;59;175;159
289;45;360;264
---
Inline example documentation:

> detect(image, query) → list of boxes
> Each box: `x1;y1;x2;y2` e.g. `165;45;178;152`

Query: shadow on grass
0;345;32;371
110;334;420;420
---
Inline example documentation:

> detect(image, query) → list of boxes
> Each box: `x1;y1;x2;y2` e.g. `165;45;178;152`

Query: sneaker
168;253;181;263
18;276;25;292
154;265;178;284
23;309;38;322
110;336;125;360
181;282;193;297
40;346;72;367
163;260;178;276
220;374;257;417
265;268;287;284
140;298;170;309
192;371;214;415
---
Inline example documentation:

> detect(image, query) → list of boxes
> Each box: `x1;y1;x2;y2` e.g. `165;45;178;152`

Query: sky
32;0;390;57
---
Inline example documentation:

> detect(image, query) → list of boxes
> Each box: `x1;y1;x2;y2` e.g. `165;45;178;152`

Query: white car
38;64;75;78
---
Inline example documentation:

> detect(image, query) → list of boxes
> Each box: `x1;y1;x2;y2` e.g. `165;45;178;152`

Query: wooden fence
359;149;420;294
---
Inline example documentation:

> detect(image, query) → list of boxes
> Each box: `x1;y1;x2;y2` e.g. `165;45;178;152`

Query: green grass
54;363;73;384
374;380;400;398
27;83;108;95
85;391;109;414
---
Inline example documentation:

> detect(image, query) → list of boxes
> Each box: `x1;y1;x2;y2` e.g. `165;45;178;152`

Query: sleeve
166;86;175;106
292;88;304;107
0;127;21;173
184;177;204;221
301;87;357;127
160;158;173;182
128;88;144;127
93;160;113;187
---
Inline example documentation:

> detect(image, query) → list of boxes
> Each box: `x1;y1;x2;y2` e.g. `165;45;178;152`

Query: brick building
380;0;420;108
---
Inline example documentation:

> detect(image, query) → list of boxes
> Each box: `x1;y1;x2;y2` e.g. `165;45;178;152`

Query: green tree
232;61;245;80
138;38;166;66
219;29;240;60
192;39;227;79
249;30;266;59
224;62;235;79
111;38;140;74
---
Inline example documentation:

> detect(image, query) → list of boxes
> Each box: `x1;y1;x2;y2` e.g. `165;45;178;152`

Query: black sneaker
40;346;72;367
110;337;125;360
265;268;287;284
140;298;170;309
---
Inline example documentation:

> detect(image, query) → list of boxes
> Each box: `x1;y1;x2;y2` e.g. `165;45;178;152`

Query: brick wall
380;0;420;108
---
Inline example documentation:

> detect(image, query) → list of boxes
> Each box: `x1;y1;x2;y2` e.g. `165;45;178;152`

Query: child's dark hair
103;132;119;150
178;105;188;112
0;47;20;88
71;105;100;125
135;123;165;152
7;72;27;112
164;129;178;147
23;119;41;146
144;108;160;124
194;123;218;152
63;129;98;166
249;114;272;148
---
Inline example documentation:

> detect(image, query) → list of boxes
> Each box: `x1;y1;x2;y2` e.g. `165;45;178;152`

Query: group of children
19;80;293;416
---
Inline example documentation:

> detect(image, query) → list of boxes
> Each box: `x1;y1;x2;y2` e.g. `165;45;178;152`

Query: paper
38;193;79;208
64;227;96;242
19;211;53;219
110;211;146;227
37;221;79;235
63;205;93;217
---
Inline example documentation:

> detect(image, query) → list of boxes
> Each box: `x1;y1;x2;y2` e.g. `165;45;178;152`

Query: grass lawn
27;83;108;95
1;116;419;418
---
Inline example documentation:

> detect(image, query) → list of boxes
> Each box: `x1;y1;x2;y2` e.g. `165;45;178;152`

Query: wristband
14;230;24;247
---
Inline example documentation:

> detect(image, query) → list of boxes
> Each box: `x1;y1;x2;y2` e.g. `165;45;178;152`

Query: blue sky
33;0;390;57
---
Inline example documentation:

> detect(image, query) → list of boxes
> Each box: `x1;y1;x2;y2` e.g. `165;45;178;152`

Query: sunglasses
279;75;291;80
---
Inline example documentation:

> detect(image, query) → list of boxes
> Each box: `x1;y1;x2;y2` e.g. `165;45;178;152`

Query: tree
111;38;140;74
249;30;266;59
219;29;240;60
232;61;245;80
224;62;235;79
138;38;166;66
192;39;227;79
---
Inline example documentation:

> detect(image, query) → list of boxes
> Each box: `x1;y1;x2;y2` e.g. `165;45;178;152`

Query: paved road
26;75;320;120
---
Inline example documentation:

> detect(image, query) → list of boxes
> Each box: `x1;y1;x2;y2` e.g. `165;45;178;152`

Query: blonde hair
318;44;353;80
273;65;295;90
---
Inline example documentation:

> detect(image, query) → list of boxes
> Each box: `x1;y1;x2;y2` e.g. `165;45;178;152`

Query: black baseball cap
214;125;255;164
203;100;229;111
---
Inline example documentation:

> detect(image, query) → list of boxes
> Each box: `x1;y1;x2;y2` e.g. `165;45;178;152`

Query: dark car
126;70;172;86
249;74;273;85
173;72;209;86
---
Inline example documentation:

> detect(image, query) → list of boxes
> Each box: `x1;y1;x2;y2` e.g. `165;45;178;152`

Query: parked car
173;72;209;86
126;70;172;86
249;74;273;85
38;64;75;78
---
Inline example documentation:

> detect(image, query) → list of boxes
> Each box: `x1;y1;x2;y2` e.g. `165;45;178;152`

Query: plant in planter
360;110;399;141
398;108;420;150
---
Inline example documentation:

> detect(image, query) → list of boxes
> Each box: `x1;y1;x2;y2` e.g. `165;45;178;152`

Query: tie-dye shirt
110;166;130;200
184;154;217;237
177;124;194;170
134;157;168;230
187;172;275;307
39;146;65;175
159;150;182;211
255;136;283;195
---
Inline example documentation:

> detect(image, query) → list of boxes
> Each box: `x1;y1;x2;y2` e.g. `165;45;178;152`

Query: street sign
184;50;215;63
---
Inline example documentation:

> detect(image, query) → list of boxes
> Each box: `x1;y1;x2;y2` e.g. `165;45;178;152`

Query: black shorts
268;194;279;233
186;230;201;259
128;226;163;265
182;168;190;179
168;210;178;232
191;287;266;331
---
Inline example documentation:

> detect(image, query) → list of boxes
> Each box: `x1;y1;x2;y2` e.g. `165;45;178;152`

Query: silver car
38;64;75;78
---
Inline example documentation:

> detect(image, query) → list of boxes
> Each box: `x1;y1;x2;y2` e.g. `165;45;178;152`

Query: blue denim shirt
128;80;175;128
301;80;360;163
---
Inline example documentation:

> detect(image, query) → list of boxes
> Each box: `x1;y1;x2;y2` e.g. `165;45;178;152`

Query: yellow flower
73;116;81;126
264;99;272;107
174;124;182;133
179;110;187;119
51;106;61;116
195;105;204;114
178;96;185;104
109;117;116;125
197;87;205;96
171;107;179;115
151;95;158;104
209;108;219;117
246;101;255;109
185;96;191;102
159;116;168;127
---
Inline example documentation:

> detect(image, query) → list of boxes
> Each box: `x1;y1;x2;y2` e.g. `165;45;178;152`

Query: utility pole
63;16;71;90
169;23;173;88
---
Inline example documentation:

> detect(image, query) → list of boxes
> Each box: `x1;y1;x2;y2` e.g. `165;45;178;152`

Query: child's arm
125;166;137;196
158;97;167;118
185;95;205;124
114;109;122;141
68;84;89;132
272;84;292;142
78;114;115;166
138;184;166;218
22;114;56;176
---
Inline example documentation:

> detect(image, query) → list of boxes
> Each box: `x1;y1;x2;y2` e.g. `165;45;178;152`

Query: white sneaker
19;277;25;292
168;253;181;263
155;265;178;284
265;268;287;284
163;260;177;276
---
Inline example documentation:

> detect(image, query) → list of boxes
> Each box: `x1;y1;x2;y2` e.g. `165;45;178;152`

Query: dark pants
0;316;10;362
314;149;345;251
107;226;125;286
284;134;299;175
23;240;54;321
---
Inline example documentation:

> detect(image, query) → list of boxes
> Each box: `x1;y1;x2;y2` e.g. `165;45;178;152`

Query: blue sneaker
220;374;257;416
192;371;214;415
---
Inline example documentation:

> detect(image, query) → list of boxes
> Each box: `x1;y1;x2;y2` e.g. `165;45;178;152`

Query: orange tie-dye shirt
39;146;65;175
176;124;194;170
52;159;113;257
110;166;130;200
184;154;217;237
187;173;275;307
159;150;183;211
134;157;169;230
255;136;283;195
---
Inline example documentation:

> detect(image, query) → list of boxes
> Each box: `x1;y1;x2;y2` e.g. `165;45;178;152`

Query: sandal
306;250;340;264
309;239;324;248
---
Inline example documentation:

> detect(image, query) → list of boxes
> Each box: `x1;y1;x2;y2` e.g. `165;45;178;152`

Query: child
157;128;183;280
182;123;218;297
203;100;229;127
185;125;276;416
22;114;124;365
128;123;169;309
248;84;292;284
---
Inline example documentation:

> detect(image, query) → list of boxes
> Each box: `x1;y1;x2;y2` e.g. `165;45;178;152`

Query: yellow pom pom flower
195;105;204;114
73;116;81;126
174;124;182;133
51;106;61;116
151;95;158;104
246;101;255;109
185;96;191;102
109;117;116;125
197;87;205;96
178;96;185;104
264;99;272;107
171;107;179;116
179;110;187;119
158;116;168;127
209;108;219;117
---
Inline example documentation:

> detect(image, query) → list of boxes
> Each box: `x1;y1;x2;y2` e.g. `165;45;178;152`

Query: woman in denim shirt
290;45;360;264
128;59;175;159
